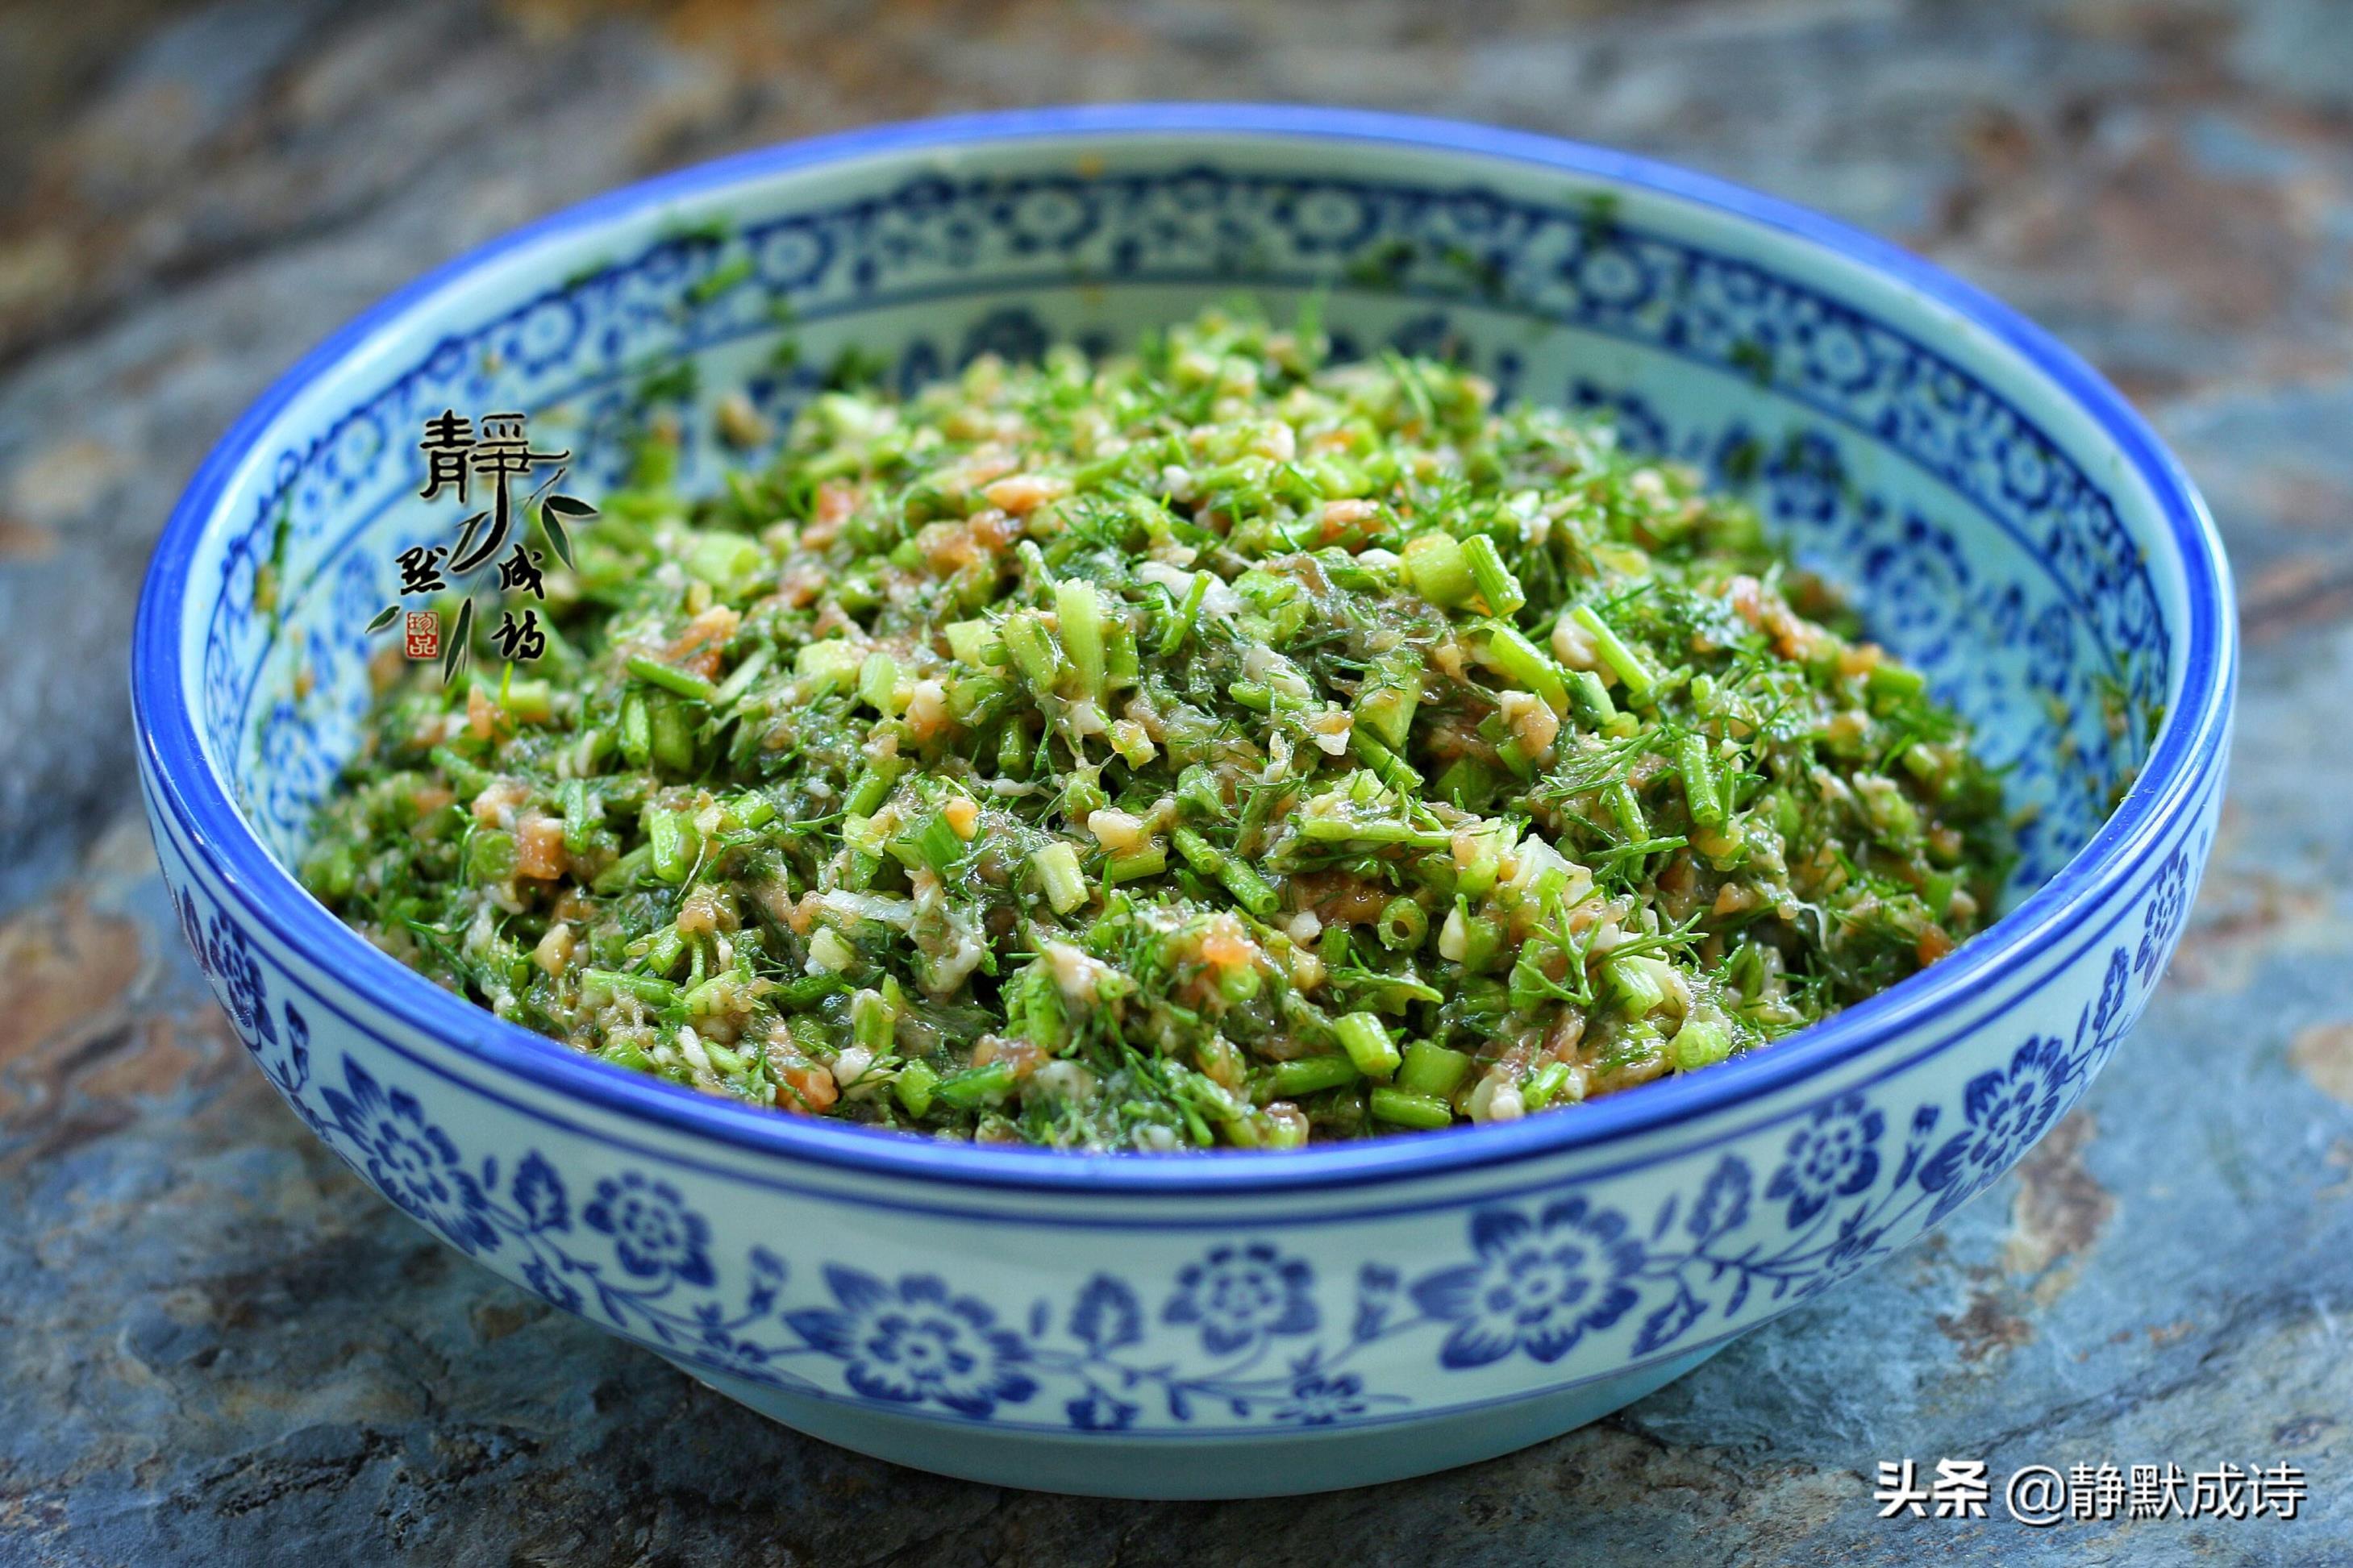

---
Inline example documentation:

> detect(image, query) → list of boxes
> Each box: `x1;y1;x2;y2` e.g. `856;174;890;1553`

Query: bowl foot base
659;1345;1724;1499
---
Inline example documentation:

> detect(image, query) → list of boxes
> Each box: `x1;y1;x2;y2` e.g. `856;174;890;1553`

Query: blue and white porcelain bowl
131;106;2234;1498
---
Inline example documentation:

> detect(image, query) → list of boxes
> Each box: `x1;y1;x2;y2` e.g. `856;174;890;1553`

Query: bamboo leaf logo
439;597;474;687
540;493;596;570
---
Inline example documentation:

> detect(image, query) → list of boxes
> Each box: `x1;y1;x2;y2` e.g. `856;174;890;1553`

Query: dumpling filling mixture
302;307;2012;1150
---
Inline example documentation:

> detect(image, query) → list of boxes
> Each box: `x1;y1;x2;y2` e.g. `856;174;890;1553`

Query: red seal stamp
404;609;441;659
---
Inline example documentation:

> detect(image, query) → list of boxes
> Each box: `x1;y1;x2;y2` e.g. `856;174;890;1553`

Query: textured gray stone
0;2;2347;1562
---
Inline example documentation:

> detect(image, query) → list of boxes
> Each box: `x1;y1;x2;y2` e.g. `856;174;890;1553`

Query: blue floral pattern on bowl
1412;1199;1646;1368
1164;1243;1321;1354
154;836;2197;1438
789;1269;1041;1418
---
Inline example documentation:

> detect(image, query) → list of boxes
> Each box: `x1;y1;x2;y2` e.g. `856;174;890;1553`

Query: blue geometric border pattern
157;780;2208;1436
198;161;2163;880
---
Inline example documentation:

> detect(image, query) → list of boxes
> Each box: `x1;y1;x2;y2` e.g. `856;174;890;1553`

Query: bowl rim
132;102;2235;1198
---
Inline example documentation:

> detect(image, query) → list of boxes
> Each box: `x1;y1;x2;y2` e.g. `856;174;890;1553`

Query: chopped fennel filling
302;307;2012;1151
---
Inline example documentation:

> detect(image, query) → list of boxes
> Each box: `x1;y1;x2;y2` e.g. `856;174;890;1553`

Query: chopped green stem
1172;826;1281;918
1348;726;1423;794
585;968;680;1006
1484;622;1569;710
1369;1086;1453;1129
1056;578;1107;701
1160;571;1210;657
647;807;698;883
1376;896;1429;951
1268;1054;1362;1098
626;655;718;704
1672;1017;1734;1070
1677;733;1725;828
1106;845;1168;884
1523;1060;1576;1109
1401;532;1474;606
1334;1011;1401;1079
1396;1039;1472;1098
1568;668;1618;728
1572;604;1660;703
894;1060;939;1117
1462;534;1526;616
1033;841;1089;915
1002;611;1063;693
935;1060;1017;1110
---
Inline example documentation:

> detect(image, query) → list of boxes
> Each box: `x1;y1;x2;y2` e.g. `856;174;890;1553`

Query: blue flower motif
1285;185;1376;252
1068;1273;1143;1353
264;999;314;1103
1630;1287;1705;1356
1764;430;1847;525
1411;1199;1644;1369
2134;849;2191;984
959;306;1048;367
1920;1034;2074;1213
173;886;210;979
2026;604;2076;693
187;896;274;1048
1275;1372;1367;1426
1163;1243;1318;1355
1005;181;1099;252
787;1266;1038;1417
2089;944;2132;1049
1686;1154;1752;1240
693;1325;781;1383
520;1256;581;1315
1765;1094;1885;1227
511;1151;569;1232
1353;1263;1402;1340
892;339;943;400
583;1172;715;1287
320;1059;496;1254
1814;1210;1887;1283
1389;311;1459;360
1065;1388;1140;1430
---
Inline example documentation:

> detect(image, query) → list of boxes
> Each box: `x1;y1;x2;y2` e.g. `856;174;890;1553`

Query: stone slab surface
2;2;2349;1562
